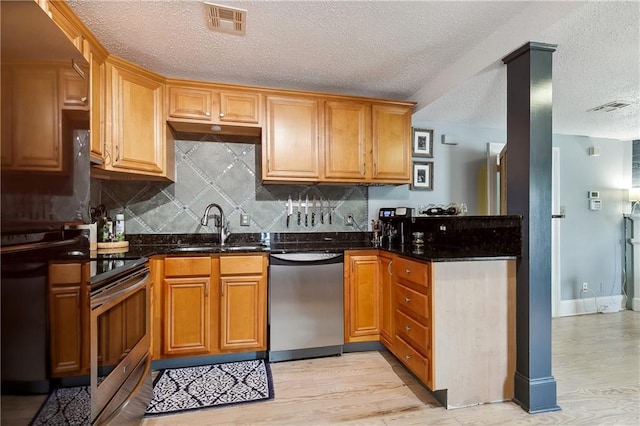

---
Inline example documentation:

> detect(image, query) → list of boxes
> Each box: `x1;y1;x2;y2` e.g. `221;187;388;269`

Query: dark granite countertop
119;232;518;262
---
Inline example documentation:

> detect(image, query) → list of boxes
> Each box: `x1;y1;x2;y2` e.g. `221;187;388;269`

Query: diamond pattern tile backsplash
91;139;369;234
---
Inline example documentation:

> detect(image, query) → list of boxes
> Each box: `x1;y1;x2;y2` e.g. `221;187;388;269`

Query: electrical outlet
345;214;354;226
240;214;250;226
582;282;588;292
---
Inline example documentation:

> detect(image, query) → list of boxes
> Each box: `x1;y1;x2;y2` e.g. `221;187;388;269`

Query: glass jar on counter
412;231;424;248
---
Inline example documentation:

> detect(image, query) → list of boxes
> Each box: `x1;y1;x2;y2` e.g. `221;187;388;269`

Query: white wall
368;121;633;303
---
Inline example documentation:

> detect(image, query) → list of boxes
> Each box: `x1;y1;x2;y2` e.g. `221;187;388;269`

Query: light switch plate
240;214;250;226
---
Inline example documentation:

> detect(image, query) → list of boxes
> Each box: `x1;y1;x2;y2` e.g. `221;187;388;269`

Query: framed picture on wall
413;128;434;158
411;161;433;190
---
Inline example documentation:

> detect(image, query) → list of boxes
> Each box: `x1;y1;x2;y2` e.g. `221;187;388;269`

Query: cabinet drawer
395;309;430;355
395;283;429;321
165;256;211;277
49;263;82;285
395;335;430;385
394;256;429;289
220;255;263;275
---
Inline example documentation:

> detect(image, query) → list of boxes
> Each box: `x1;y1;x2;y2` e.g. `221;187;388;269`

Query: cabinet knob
405;269;411;274
405;355;411;360
219;112;225;118
404;297;411;303
405;326;411;332
205;111;211;117
81;96;87;102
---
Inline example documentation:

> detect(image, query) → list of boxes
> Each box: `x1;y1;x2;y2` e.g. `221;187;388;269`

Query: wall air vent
204;2;246;35
588;101;631;112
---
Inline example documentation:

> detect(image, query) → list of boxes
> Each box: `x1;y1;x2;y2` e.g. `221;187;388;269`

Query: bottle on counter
115;214;125;242
102;217;113;242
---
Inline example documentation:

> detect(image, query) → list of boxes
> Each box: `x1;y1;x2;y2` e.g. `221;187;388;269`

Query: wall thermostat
588;190;600;199
589;199;602;211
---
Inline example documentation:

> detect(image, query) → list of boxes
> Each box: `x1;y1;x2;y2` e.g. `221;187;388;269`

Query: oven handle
91;270;150;309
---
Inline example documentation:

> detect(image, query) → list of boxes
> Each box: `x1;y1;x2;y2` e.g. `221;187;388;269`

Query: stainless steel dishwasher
268;252;344;362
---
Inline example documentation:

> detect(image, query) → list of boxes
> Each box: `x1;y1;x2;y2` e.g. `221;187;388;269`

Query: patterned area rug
30;360;274;424
30;386;90;426
145;359;274;417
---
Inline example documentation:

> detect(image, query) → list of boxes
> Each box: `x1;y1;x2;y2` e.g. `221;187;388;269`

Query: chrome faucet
200;203;229;245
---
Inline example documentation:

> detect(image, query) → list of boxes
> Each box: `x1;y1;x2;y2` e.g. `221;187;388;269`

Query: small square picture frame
413;128;434;158
411;161;433;191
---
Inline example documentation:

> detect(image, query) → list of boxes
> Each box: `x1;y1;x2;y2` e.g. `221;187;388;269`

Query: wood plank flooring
3;311;639;425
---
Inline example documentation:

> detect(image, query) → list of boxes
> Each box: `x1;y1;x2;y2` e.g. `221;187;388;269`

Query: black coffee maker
377;207;412;246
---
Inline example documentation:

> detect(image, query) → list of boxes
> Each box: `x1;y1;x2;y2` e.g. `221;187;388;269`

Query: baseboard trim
556;295;626;317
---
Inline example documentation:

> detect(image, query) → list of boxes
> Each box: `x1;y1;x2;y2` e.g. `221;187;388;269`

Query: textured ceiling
67;0;639;141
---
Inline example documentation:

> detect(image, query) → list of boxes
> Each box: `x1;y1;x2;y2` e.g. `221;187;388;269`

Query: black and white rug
145;359;274;417
30;386;90;426
30;360;274;424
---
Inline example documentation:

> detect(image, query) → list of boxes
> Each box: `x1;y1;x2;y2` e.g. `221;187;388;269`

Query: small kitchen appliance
377;207;412;246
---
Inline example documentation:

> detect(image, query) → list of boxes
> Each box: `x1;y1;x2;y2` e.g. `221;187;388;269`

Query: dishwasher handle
270;252;344;265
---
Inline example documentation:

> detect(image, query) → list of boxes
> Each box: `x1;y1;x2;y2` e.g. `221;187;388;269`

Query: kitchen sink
170;246;218;253
221;245;267;252
170;245;266;253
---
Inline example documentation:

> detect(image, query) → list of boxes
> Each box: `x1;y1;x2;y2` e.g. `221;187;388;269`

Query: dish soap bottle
115;214;125;242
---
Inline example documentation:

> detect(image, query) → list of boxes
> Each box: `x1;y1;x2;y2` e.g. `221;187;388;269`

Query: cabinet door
219;91;261;124
379;253;394;348
263;95;320;180
59;67;88;110
324;100;369;181
49;262;85;377
163;277;211;355
345;254;380;342
220;275;266;350
168;86;214;121
89;46;106;162
105;58;165;176
6;65;62;171
50;285;82;375
371;104;412;183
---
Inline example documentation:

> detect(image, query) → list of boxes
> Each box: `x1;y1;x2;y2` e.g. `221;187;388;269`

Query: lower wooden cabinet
161;256;217;357
154;253;267;359
378;252;394;349
219;255;267;350
344;250;380;342
48;262;89;377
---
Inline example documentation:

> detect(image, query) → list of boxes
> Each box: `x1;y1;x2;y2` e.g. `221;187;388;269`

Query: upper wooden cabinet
324;100;370;181
263;94;321;181
371;104;412;182
93;56;174;181
263;96;413;184
1;62;88;172
167;84;262;127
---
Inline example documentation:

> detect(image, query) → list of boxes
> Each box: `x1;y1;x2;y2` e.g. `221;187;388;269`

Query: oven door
90;264;152;425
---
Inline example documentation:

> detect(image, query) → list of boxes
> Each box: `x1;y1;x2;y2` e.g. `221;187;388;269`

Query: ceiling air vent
588;101;631;112
204;2;246;35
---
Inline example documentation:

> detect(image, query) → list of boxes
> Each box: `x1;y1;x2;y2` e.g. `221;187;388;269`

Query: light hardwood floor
3;311;639;425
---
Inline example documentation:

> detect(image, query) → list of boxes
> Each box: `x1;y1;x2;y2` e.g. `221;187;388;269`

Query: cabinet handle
405;325;411;332
388;260;393;276
205;111;211;117
404;297;411;303
115;144;119;162
219;112;225;118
